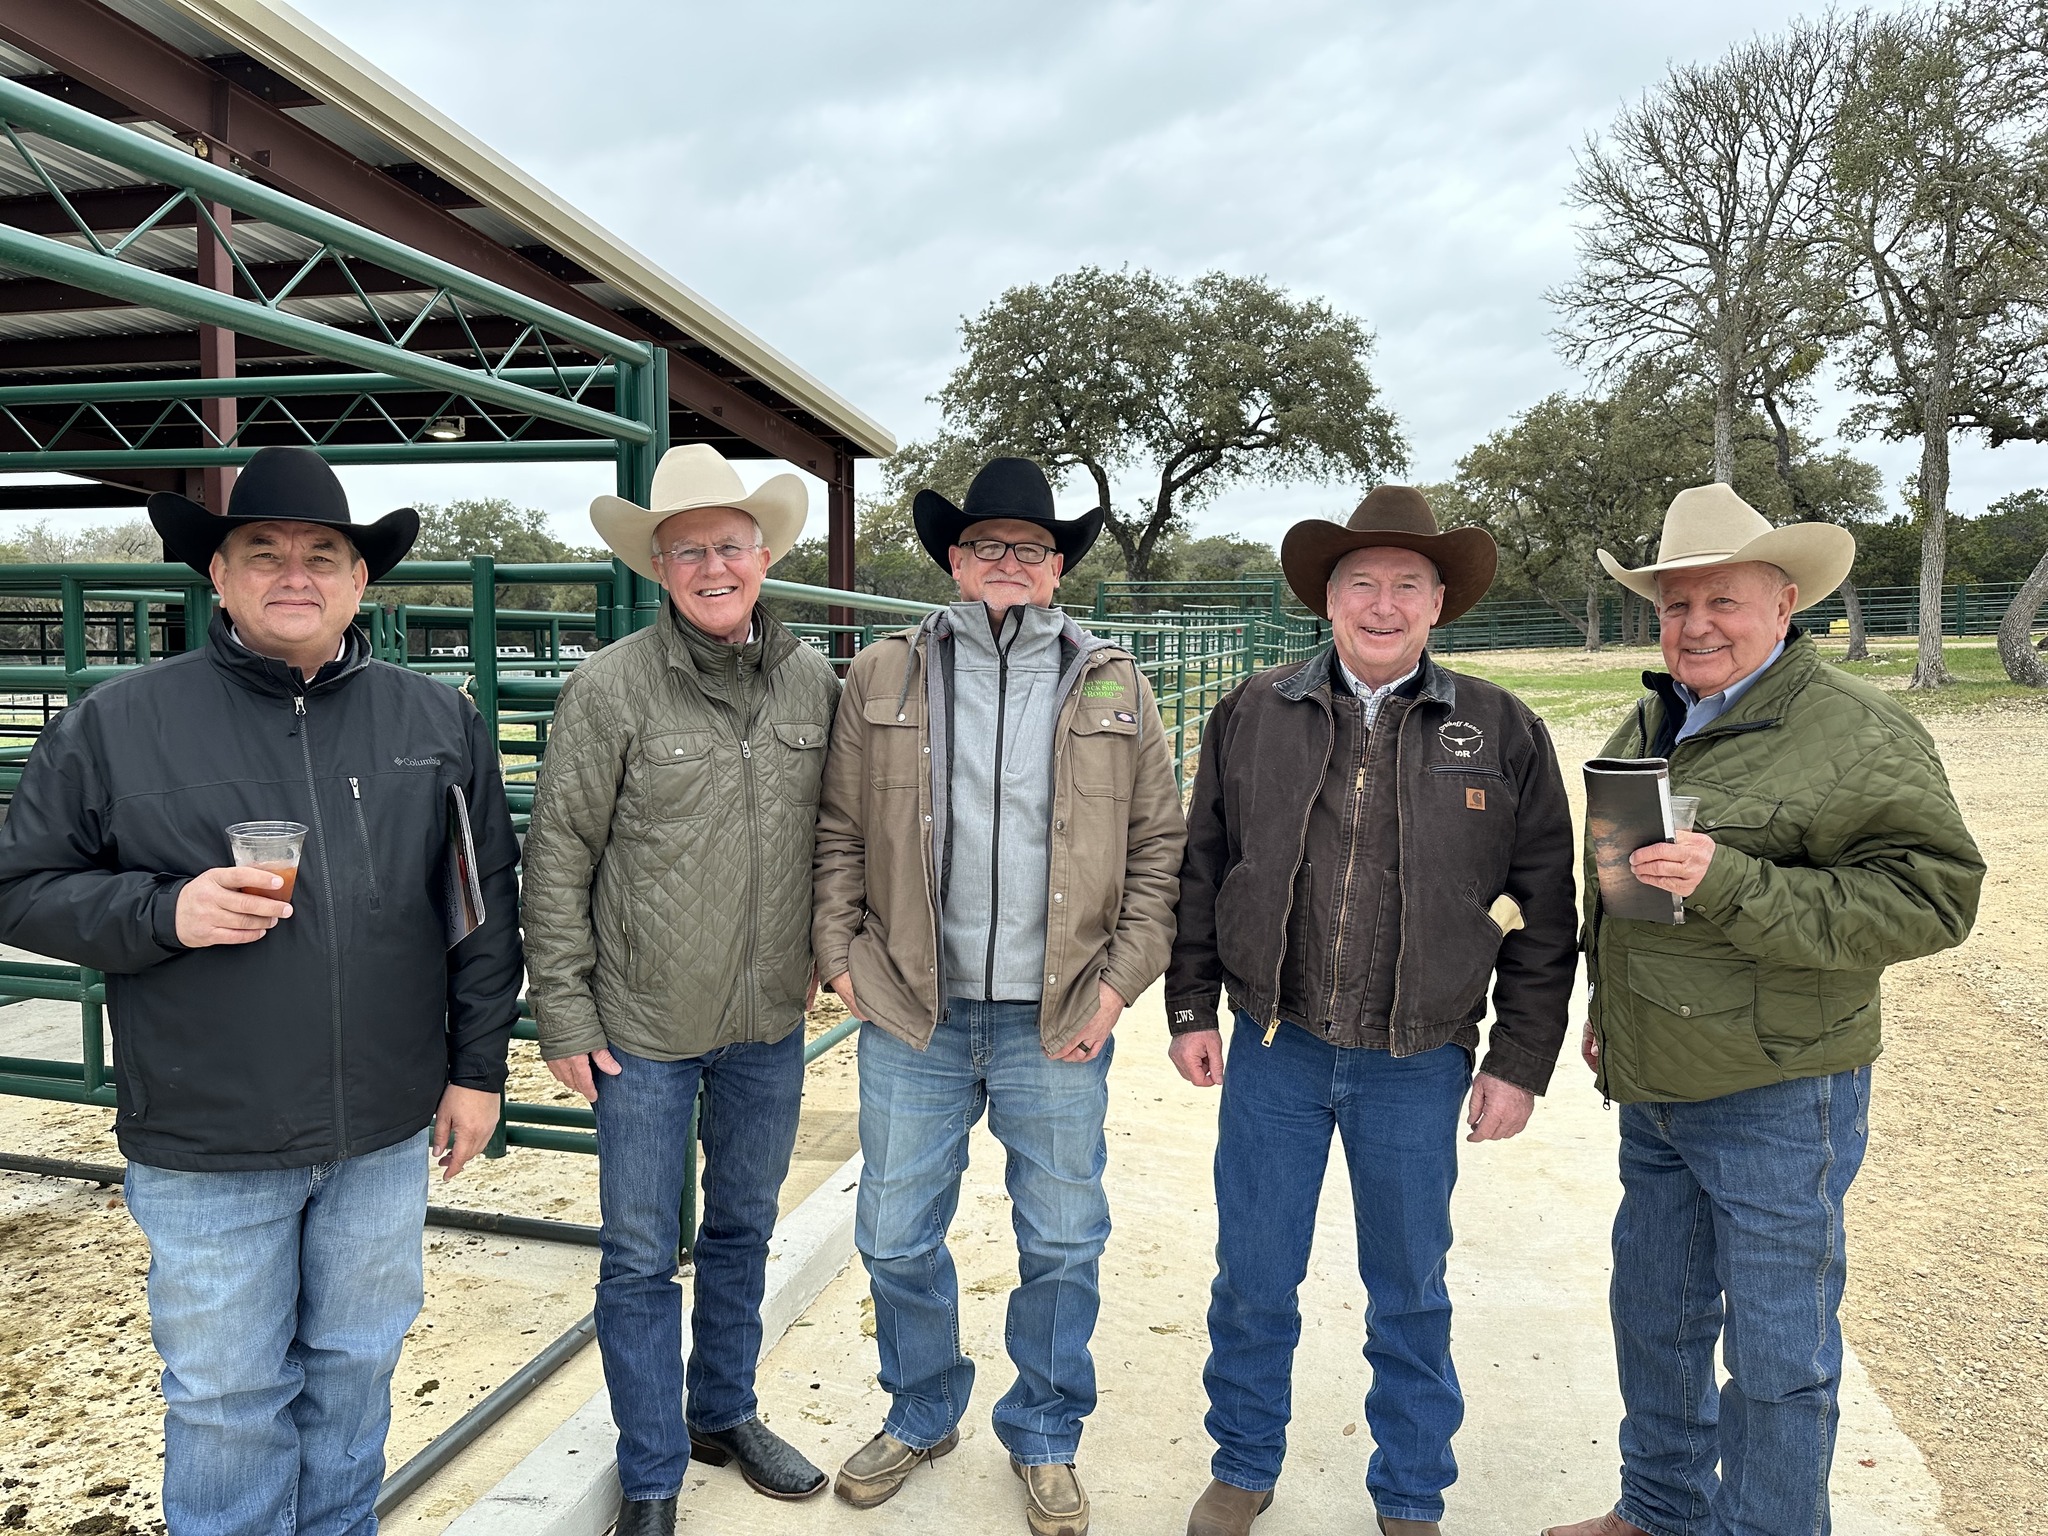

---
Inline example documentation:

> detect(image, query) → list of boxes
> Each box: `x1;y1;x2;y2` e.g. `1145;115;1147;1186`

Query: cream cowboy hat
589;444;808;581
1597;483;1854;613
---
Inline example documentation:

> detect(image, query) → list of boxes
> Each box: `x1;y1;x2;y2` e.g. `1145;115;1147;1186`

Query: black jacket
0;614;523;1170
1164;648;1579;1094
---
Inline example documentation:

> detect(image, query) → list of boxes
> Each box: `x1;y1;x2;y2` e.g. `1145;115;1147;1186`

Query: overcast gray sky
45;1;2048;545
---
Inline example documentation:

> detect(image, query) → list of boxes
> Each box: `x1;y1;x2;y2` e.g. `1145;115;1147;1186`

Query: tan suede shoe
1186;1479;1275;1536
1010;1458;1089;1536
833;1427;958;1509
1541;1513;1652;1536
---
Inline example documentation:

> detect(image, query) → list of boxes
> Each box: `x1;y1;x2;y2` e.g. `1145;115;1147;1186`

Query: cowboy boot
1186;1479;1274;1536
612;1496;675;1536
689;1416;827;1499
1540;1513;1652;1536
1378;1518;1441;1536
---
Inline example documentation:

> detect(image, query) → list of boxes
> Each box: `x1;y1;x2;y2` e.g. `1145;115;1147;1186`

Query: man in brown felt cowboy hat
1164;485;1579;1536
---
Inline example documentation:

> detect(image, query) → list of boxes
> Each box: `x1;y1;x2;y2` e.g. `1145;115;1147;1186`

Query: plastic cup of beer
1668;796;1701;835
226;821;307;906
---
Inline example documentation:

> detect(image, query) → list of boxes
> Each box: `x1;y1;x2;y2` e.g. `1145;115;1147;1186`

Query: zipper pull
741;739;753;760
349;777;361;800
1262;1015;1280;1047
1355;767;1365;792
294;697;306;716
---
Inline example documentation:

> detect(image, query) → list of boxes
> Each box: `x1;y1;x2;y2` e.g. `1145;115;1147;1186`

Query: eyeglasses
959;538;1056;565
655;539;763;567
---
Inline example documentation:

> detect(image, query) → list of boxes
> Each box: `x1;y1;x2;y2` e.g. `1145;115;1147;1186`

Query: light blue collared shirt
1672;637;1787;743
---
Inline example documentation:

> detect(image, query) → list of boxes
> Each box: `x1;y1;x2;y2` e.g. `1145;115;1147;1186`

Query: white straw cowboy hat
589;444;808;582
1598;483;1855;613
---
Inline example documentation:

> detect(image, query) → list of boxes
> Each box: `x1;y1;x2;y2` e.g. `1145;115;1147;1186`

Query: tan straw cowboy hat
590;444;808;581
1280;485;1499;622
1598;483;1854;613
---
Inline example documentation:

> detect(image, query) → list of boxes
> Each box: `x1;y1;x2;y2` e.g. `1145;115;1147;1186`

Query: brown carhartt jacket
811;610;1186;1055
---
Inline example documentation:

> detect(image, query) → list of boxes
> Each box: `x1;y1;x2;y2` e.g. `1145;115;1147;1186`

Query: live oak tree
1553;17;1853;485
891;266;1405;581
1831;0;2048;687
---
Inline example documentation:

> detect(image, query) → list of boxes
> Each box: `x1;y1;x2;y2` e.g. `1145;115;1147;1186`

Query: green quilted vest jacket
1585;632;1983;1104
522;604;841;1061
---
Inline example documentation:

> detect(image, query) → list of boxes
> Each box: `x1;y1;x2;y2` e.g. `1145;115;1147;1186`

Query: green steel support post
470;559;500;742
60;577;85;675
80;970;106;1093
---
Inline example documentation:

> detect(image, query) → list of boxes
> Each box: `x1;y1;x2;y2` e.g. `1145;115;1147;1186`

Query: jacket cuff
448;1057;508;1094
1477;1032;1556;1096
1686;842;1754;922
1164;995;1222;1036
532;999;607;1062
151;878;190;953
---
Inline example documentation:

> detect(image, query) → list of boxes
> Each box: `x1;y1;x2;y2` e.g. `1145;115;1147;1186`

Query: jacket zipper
982;615;1013;999
1322;703;1369;1024
1265;699;1333;1045
347;776;382;913
295;694;350;1155
740;732;759;1040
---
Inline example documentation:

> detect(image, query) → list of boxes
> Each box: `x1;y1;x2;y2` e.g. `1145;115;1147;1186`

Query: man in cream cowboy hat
523;444;842;1535
1543;484;1983;1536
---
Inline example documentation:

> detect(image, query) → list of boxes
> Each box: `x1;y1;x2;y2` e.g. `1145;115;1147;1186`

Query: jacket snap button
922;814;932;823
1679;1005;1693;1017
1053;892;1064;903
1054;819;1065;831
673;747;685;755
897;712;906;721
923;746;931;754
1047;973;1057;984
1101;718;1112;726
797;736;805;745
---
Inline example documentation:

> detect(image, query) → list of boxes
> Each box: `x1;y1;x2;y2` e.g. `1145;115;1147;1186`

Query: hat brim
911;489;1105;573
590;471;808;582
147;494;419;582
1597;522;1855;613
1279;522;1498;622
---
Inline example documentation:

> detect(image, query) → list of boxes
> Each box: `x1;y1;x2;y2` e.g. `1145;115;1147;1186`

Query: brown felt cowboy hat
1597;483;1854;611
1280;485;1498;621
147;446;420;581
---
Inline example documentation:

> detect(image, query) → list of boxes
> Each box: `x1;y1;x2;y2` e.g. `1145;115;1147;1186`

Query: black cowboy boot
689;1416;827;1499
613;1495;676;1536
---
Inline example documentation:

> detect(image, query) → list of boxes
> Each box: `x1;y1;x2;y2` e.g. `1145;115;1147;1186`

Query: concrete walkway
660;983;1947;1536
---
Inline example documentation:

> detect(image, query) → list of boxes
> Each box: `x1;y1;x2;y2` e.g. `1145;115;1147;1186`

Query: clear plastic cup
226;820;308;905
1668;796;1701;835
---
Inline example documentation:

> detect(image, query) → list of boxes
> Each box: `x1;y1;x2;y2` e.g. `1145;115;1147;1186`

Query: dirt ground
0;1003;860;1536
0;646;2040;1535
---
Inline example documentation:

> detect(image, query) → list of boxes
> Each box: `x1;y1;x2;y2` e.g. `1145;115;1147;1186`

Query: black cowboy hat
912;457;1105;572
147;446;420;581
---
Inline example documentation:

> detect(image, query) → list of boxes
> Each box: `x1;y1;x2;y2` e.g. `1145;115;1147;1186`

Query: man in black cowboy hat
1164;487;1578;1536
812;457;1187;1536
0;446;523;1536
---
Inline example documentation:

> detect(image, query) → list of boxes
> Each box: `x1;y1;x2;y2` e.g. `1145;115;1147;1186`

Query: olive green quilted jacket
522;606;840;1061
1586;633;1983;1103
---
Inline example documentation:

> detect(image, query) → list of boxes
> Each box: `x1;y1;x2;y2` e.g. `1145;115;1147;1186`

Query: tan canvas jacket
811;614;1186;1054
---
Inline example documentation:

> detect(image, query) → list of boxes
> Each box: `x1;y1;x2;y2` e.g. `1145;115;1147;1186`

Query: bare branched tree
1831;0;2048;687
1553;17;1854;484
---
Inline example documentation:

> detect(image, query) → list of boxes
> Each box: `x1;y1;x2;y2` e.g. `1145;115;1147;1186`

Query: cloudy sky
41;1;2048;545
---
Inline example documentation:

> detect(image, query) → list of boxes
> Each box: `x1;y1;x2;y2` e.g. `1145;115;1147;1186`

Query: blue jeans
1205;1014;1472;1523
590;1033;804;1501
1612;1068;1870;1536
123;1128;430;1536
854;999;1113;1464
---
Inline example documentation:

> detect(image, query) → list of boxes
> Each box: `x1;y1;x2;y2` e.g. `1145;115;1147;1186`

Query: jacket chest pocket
862;697;924;791
629;730;717;821
1070;708;1137;799
768;719;828;805
1690;789;1790;859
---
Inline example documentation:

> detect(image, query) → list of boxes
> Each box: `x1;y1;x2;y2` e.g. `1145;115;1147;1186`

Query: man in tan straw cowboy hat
1543;483;1983;1536
1165;486;1578;1536
522;444;841;1534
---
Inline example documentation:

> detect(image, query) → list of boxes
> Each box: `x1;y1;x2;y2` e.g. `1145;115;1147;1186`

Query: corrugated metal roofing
0;0;894;457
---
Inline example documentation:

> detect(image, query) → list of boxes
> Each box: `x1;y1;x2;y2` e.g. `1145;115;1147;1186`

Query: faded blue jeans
124;1127;431;1536
1612;1068;1871;1536
854;999;1113;1465
1204;1014;1472;1524
590;1032;804;1501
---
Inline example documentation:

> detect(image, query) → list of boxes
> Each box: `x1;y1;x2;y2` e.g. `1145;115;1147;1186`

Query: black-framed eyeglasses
959;538;1056;566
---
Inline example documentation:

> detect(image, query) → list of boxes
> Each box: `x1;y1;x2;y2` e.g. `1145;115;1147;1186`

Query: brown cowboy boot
1540;1513;1652;1536
1186;1479;1274;1536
